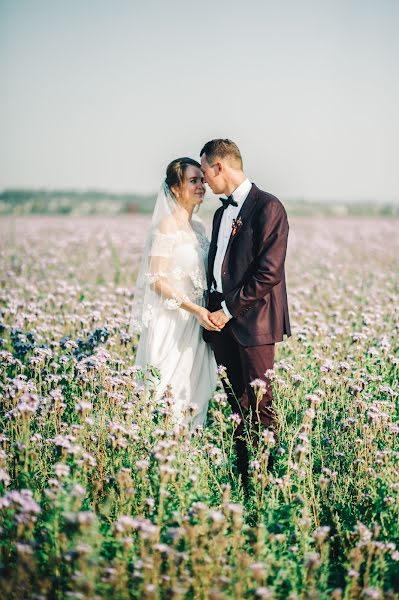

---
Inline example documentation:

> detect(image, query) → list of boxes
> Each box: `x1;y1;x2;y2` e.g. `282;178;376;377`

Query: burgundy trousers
207;292;277;488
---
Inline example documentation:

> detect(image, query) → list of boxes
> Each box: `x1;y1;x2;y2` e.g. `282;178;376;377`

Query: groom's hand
209;309;230;328
195;307;221;331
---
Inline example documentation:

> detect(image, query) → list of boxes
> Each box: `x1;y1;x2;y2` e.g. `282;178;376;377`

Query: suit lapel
223;183;258;259
207;207;224;288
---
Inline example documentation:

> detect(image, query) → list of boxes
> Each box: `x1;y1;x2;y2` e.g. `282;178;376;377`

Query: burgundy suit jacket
204;183;291;346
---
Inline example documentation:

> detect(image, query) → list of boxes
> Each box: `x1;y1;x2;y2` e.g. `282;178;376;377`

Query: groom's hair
200;139;243;169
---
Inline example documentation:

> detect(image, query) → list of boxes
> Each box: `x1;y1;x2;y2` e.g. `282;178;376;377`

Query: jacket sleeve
224;200;289;318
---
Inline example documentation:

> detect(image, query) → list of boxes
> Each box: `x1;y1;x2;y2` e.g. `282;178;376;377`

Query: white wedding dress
130;183;217;428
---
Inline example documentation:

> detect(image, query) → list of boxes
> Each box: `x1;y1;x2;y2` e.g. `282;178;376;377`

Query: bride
130;157;219;427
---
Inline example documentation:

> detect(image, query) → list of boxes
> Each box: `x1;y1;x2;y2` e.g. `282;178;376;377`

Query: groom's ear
212;161;222;175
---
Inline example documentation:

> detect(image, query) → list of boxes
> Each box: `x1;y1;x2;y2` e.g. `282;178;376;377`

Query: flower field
0;215;398;599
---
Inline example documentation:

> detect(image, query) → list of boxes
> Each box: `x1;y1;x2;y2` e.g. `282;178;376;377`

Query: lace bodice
149;227;208;290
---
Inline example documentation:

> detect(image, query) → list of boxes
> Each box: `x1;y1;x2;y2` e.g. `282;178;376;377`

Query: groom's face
200;154;224;195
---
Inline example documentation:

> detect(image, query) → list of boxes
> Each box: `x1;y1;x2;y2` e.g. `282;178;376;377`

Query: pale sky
0;0;398;200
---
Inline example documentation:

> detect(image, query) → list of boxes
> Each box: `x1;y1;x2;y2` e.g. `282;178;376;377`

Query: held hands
208;309;231;329
194;307;231;332
195;306;222;332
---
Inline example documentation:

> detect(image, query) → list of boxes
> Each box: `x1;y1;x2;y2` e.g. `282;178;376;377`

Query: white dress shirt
213;178;252;319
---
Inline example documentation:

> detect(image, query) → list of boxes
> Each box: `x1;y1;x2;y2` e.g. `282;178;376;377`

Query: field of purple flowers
0;215;398;599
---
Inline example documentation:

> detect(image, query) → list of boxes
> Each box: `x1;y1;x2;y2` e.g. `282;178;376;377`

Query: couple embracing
131;139;291;488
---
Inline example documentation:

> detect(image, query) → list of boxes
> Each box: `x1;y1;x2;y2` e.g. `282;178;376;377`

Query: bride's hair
165;157;201;194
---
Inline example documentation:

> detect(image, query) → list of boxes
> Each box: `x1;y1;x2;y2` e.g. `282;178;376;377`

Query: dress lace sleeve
147;230;189;310
147;230;175;284
149;231;175;258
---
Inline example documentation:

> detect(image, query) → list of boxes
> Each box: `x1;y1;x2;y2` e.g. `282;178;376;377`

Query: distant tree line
0;189;398;217
0;189;157;216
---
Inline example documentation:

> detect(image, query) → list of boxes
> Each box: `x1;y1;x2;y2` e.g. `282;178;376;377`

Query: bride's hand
209;309;230;328
195;307;221;331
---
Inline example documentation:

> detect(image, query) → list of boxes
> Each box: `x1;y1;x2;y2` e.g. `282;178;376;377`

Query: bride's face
174;166;205;209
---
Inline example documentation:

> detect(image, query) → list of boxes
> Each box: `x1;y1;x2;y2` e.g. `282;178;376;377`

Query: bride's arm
149;254;220;331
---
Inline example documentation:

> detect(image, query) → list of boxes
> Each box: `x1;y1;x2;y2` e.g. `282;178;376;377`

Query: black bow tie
220;195;238;210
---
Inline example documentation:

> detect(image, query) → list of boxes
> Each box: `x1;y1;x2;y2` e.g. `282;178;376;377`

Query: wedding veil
129;180;204;336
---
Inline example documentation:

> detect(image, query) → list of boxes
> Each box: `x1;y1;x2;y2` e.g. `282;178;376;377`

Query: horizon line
1;186;398;204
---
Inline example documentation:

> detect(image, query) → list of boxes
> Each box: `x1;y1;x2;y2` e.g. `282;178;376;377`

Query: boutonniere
231;216;243;237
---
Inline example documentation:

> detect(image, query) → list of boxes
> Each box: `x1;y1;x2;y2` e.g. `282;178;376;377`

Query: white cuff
221;301;233;320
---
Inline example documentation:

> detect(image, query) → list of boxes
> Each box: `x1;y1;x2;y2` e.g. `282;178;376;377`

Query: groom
200;139;291;489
